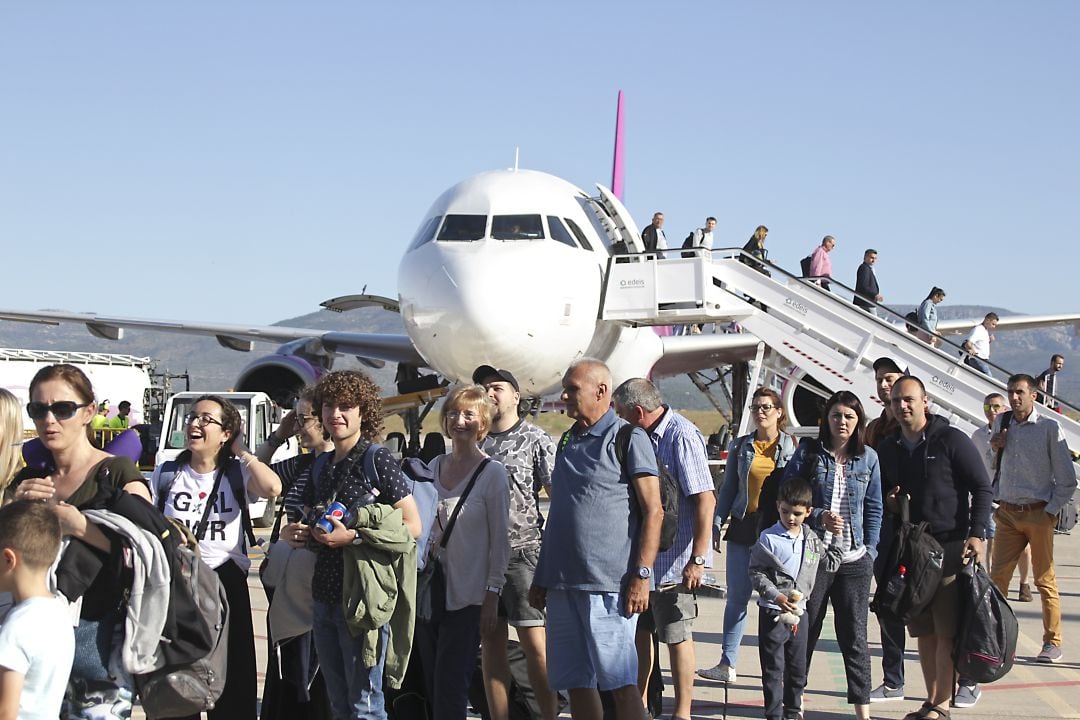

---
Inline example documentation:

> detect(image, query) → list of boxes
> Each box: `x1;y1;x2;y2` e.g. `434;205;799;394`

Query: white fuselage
397;169;663;395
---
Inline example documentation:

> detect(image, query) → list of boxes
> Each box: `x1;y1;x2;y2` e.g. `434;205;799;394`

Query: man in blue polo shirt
530;358;663;720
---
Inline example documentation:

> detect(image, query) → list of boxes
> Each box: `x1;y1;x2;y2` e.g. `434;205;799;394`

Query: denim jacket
715;432;796;533
781;439;883;561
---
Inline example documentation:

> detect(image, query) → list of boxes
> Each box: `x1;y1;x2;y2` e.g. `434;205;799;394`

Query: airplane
3;92;1079;435
0;93;763;401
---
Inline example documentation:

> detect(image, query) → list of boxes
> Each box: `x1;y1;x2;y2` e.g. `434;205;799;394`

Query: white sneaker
697;662;736;682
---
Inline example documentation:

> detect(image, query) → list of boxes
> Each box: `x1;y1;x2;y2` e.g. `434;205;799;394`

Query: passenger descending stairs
601;249;1080;454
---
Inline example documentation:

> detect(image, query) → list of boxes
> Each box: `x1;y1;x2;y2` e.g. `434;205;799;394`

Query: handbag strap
438;458;490;549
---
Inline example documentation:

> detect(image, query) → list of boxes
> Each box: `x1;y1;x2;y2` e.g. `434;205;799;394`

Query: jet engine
232;339;333;408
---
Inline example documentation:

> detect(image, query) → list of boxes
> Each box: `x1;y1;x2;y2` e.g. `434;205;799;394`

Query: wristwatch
636;565;652;579
691;555;706;566
486;585;502;595
350;530;363;546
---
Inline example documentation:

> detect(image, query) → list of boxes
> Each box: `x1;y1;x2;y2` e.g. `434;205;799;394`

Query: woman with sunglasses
416;385;509;720
699;387;796;683
255;387;333;720
11;364;152;719
782;391;882;720
151;394;282;720
0;388;22;494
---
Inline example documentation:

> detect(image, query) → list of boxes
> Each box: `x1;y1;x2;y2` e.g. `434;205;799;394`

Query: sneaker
1018;583;1034;602
952;683;982;708
1037;644;1063;663
697;662;736;682
869;683;905;702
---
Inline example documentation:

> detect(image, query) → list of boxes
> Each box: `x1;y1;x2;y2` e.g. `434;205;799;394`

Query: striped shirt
825;460;866;563
649;407;715;583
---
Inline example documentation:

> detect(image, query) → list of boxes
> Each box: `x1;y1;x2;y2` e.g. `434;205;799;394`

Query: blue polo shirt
535;409;658;593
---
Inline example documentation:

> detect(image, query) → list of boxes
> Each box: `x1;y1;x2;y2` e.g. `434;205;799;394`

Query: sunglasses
294;413;315;427
26;401;89;421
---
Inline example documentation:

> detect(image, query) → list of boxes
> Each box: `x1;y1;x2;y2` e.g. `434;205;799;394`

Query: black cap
472;365;519;392
872;357;903;375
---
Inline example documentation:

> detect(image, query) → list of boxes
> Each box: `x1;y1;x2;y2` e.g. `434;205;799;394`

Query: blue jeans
722;541;753;668
311;601;387;720
965;355;991;374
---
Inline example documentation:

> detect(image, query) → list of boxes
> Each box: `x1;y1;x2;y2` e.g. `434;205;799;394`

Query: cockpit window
408;215;443;250
563;218;594;251
547;216;578;248
437;214;487;242
491;214;544;241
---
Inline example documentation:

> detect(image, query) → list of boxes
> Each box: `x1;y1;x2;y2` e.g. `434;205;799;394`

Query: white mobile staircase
601;248;1080;453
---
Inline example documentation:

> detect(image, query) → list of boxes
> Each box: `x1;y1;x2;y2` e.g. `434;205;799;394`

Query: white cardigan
431;456;511;611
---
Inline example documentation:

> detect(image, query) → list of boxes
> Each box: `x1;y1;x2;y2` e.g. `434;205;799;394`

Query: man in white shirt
961;313;998;375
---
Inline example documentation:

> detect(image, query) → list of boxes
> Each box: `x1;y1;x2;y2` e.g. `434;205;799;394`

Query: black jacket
877;414;992;542
642;223;661;253
853;261;879;310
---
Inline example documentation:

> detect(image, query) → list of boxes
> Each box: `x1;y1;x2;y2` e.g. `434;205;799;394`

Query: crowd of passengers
0;354;1072;720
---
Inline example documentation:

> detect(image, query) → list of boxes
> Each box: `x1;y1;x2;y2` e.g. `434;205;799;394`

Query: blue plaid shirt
649;407;715;583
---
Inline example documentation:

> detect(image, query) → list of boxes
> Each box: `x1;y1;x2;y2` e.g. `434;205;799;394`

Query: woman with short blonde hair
419;384;510;720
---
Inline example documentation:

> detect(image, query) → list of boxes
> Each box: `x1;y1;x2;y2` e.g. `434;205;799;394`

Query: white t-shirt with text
0;596;75;720
153;462;254;572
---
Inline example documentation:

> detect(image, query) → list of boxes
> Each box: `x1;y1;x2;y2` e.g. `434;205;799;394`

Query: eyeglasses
183;412;224;428
294;413;314;427
26;401;89;421
446;410;479;421
749;404;776;413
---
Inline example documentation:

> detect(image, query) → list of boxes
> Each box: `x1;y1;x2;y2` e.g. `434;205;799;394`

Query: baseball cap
471;365;520;392
872;357;903;375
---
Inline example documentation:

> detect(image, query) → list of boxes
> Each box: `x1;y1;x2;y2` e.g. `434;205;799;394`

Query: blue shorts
545;589;639;692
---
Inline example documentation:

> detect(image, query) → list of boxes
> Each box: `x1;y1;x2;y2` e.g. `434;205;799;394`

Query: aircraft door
595;184;644;254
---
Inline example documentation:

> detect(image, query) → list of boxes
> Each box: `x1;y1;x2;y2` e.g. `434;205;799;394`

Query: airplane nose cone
399;241;600;395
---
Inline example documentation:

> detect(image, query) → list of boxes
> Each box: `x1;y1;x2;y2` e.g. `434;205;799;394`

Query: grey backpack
135;518;229;718
137;464;234;717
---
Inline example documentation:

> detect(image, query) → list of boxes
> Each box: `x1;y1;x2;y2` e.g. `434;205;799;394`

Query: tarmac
137;524;1080;720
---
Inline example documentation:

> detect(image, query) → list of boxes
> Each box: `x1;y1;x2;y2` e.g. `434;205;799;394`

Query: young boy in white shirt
0;501;75;720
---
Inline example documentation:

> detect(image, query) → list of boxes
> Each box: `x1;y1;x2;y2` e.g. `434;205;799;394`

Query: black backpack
953;560;1018;683
614;425;680;552
870;494;945;624
681;232;695;249
799;254;812;276
556;426;680;552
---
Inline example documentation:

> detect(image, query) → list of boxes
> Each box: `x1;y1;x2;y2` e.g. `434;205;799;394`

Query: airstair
601;249;1080;454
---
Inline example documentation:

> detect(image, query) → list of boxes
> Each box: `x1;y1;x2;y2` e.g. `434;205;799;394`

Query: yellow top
746;437;779;514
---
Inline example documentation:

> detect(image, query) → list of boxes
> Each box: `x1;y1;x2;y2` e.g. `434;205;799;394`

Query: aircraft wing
936;313;1080;337
651;333;762;377
0;308;425;365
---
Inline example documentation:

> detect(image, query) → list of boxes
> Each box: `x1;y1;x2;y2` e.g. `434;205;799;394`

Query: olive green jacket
342;504;417;689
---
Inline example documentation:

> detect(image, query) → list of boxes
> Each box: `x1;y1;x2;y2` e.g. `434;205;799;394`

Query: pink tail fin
611;90;625;201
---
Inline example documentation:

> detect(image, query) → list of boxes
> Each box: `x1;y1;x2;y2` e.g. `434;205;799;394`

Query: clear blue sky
2;2;1077;325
